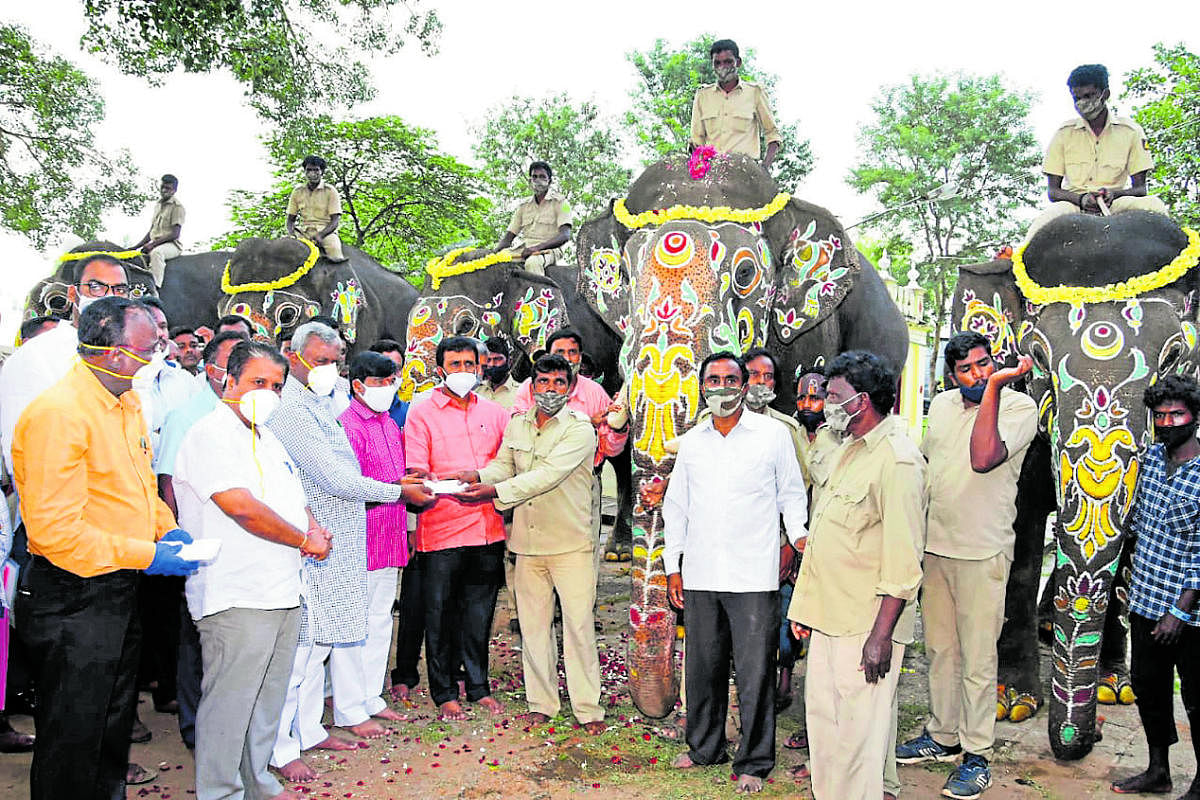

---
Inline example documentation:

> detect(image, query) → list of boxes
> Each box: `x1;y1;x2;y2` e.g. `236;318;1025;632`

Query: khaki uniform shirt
1042;114;1155;192
477;376;522;410
507;194;572;247
798;424;841;506
789;415;926;643
150;196;185;245
478;406;597;556
690;79;782;159
287;181;343;231
923;388;1038;561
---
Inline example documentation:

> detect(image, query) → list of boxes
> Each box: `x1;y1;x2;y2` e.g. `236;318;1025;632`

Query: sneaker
942;754;992;799
895;730;962;764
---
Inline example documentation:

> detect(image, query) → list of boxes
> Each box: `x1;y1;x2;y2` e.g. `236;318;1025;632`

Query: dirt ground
1;551;1193;799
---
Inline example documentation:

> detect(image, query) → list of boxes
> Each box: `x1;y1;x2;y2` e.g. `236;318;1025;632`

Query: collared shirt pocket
508;439;534;473
819;482;877;540
1064;158;1093;189
728;109;754;134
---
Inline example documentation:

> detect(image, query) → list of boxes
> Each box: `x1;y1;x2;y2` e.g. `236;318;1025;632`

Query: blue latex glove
145;542;200;576
160;528;193;545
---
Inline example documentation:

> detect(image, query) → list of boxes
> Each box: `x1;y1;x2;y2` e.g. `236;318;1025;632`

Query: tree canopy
0;23;144;248
471;94;630;241
80;0;441;123
217;115;489;284
624;34;814;192
1124;43;1200;228
847;72;1041;388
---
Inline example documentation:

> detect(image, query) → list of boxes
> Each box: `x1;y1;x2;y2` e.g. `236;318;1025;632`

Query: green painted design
1096;413;1109;430
1054;626;1068;646
1056;544;1071;568
1076;632;1101;646
1062;724;1077;743
1057;356;1079;393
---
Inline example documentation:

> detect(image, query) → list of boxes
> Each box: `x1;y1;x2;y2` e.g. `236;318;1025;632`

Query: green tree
624;34;814;191
1124;43;1200;227
847;72;1041;390
217;115;490;285
80;0;441;123
471;94;631;241
0;23;144;248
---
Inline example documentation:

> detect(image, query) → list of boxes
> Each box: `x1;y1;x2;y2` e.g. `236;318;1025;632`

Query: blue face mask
959;382;986;404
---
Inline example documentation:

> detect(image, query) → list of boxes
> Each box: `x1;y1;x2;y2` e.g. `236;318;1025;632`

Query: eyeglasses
79;280;132;297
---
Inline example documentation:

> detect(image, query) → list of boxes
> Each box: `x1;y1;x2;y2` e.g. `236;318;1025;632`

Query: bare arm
970;356;1033;473
145;224;181;251
1104;171;1150;202
861;595;906;683
763;140;780;170
318;213;341;240
523;224;571;258
495;231;516;252
210;488;329;558
1047;174;1100;212
286;213;298;237
158;474;178;519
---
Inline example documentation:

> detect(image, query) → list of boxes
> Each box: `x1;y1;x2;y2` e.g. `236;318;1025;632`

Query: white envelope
425;479;468;494
176;539;222;563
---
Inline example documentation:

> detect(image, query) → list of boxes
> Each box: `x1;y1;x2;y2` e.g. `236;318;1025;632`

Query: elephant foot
997;685;1039;723
1098;672;1137;705
604;539;632;562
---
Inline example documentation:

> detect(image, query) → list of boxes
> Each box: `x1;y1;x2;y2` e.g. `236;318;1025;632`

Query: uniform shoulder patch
566;408;591;424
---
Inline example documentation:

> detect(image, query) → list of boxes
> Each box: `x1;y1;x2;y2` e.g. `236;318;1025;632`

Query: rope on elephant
58;248;145;263
220;238;321;294
1012;227;1200;305
613;191;791;230
425;246;515;290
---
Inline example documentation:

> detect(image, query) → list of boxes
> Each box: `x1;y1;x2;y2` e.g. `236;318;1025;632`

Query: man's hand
860;631;894;684
404;467;433;481
194;326;215;343
401;483;436;507
987;355;1034;388
1152;611;1186;645
443;470;479;485
141;242;154;254
161;528;193;545
1080;192;1101;213
589;411;607;427
639;478;666;509
789;621;811;641
454;483;498;503
520;246;536;259
301;527;332;561
779;543;797;585
667;573;684;610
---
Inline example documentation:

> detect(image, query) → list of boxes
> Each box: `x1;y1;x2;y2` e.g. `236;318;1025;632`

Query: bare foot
788;763;810;780
438;700;468;721
672;753;699;769
477;695;503;715
373;706;406;722
270;790;306;800
524;712;551;725
312;734;360;751
389;683;412;703
736;774;763;793
884;793;898;800
582;720;606;735
1112;767;1172;794
276;758;318;783
345;719;389;739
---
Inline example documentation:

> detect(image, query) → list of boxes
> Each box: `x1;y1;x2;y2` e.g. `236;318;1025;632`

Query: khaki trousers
1025;194;1171;240
148;240;182;287
923;552;1010;759
514;549;604;722
299;228;347;262
522;249;560;276
806;629;905;800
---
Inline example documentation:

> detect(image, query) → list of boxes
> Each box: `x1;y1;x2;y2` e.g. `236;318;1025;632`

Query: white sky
2;0;1198;340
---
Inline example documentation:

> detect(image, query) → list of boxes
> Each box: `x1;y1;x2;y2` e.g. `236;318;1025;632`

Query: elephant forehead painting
26;243;157;319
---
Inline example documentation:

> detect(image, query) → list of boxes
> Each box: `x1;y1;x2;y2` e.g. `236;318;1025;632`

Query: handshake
402;468;497;503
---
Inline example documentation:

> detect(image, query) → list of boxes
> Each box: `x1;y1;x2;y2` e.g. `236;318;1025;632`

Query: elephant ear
764;198;861;344
952;259;1024;369
506;271;571;354
576;205;631;336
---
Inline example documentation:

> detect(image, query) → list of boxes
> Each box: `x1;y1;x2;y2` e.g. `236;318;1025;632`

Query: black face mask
796;410;825;433
1156;420;1198;450
482;363;510;385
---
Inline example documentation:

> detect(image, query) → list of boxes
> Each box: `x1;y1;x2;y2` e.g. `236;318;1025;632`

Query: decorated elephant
953;210;1200;759
574;153;909;718
218;237;418;350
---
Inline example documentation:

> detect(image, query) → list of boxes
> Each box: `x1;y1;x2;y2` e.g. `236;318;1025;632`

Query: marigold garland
425;247;515;290
613;192;790;230
58;248;145;263
221;238;320;295
1012;227;1200;305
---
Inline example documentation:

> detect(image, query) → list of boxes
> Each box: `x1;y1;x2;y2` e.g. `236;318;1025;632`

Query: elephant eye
452;309;478;336
1160;339;1185;373
731;250;762;296
47;295;68;312
276;304;300;327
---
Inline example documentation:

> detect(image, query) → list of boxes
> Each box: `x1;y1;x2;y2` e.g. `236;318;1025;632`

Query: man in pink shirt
403;336;510;721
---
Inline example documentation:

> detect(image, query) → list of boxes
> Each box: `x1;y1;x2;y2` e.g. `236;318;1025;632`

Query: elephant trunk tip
629;681;680;721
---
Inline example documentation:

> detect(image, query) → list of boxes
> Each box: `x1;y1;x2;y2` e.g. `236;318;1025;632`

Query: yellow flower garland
221;239;321;294
58;248;145;263
1012;227;1200;305
425;247;515;290
613;192;791;229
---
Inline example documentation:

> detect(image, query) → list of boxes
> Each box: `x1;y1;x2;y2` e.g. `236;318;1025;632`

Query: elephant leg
997;437;1054;723
1037;564;1056;643
605;448;633;562
1098;543;1135;705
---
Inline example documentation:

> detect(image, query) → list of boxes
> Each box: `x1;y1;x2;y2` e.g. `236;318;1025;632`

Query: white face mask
825;392;866;434
745;384;776;411
360;382;396;413
76;294;100;315
238;389;280;426
443;371;478;397
305;362;339;396
704;386;744;418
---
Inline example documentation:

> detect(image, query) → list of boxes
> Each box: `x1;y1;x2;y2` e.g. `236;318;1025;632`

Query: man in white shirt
174;341;332;800
663;351;808;793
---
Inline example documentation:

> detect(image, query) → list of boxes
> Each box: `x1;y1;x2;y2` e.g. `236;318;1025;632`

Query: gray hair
291;320;340;354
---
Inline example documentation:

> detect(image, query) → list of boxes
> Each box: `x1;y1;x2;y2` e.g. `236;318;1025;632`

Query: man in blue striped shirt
1113;375;1200;797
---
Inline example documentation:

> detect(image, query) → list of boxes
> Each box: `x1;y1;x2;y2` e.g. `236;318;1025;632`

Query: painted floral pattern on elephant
400;294;503;396
961;288;1017;364
772;219;856;341
511;287;563;352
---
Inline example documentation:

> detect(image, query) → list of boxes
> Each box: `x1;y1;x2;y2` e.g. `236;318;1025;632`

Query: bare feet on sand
276;758;318;782
313;734;361;751
477;696;503;714
389;683;412;703
672;753;699;769
438;700;469;721
373;706;406;722
735;774;763;793
345;720;389;739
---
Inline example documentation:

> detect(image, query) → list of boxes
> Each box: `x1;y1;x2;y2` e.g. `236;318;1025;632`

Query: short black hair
825;350;896;415
710;38;740;59
1068;64;1109;91
944;331;991;371
77;297;152;351
699;351;749;384
546;328;583;353
578;352;596;378
217;314;253;333
1144;374;1200;418
529;161;552;180
227;340;289;382
302;154;327;171
203;330;249;365
19;315;59;343
310;314;340;331
161;174;178;187
743;347;780;380
73;253;129;285
140;296;165;313
369;338;404;356
348;351;399;384
484;336;510;360
170;326;195;339
531;353;573;382
436;335;479;368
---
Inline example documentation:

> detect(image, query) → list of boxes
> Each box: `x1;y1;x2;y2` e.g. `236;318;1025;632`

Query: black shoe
129;716;152;744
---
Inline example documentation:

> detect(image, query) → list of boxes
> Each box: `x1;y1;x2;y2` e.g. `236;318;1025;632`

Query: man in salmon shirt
403;336;510;721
